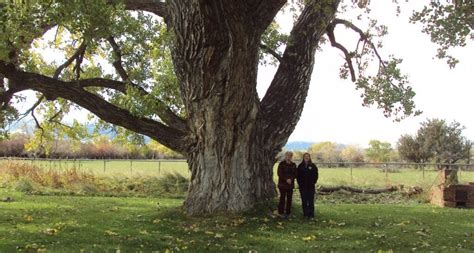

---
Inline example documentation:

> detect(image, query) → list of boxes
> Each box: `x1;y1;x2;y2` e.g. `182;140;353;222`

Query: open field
1;159;473;188
0;189;473;252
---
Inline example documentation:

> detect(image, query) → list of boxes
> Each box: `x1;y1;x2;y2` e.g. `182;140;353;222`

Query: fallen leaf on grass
420;241;431;247
416;228;430;237
24;215;33;222
105;230;118;236
395;220;410;226
302;235;316;241
43;228;58;236
231;218;245;226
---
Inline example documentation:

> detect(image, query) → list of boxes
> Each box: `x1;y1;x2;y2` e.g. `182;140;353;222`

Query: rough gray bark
166;0;340;214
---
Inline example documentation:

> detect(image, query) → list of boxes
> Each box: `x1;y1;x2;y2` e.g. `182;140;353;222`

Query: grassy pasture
2;159;474;188
0;189;473;252
0;161;473;252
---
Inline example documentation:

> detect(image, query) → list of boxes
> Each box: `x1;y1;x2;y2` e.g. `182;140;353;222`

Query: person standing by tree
277;151;297;218
297;153;319;219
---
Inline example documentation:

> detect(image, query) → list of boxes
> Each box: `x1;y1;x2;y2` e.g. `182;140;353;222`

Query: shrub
0;133;28;157
76;182;100;195
14;178;35;193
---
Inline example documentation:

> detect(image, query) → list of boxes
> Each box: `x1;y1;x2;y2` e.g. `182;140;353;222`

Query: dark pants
299;189;315;218
278;187;293;215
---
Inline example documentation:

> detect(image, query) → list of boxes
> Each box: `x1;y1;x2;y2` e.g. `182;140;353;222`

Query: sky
12;1;474;148
257;1;474;147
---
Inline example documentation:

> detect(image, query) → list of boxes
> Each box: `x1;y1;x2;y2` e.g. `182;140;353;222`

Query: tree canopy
366;140;392;163
0;0;471;145
398;119;472;164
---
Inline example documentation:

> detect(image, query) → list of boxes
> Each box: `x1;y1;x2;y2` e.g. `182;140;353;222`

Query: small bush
76;182;100;195
14;178;35;193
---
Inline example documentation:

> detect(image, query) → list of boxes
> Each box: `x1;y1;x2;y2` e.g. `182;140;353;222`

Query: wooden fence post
103;160;106;173
350;165;353;183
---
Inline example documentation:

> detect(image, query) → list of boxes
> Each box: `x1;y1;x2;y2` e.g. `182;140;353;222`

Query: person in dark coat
277;151;297;218
297;153;319;219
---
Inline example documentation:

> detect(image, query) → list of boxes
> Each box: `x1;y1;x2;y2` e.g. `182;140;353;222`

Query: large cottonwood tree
0;0;472;214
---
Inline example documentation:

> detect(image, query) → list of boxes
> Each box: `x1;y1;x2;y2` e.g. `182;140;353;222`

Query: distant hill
284;141;314;151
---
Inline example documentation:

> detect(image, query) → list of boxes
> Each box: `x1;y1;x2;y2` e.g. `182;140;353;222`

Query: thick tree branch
248;0;286;32
260;0;341;148
68;77;188;132
0;61;188;153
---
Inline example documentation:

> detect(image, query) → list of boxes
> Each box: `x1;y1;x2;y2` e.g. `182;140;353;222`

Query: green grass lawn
4;159;474;188
0;189;473;252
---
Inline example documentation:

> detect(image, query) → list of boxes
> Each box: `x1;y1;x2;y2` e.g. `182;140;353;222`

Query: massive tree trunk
167;0;285;214
166;0;339;214
185;131;278;214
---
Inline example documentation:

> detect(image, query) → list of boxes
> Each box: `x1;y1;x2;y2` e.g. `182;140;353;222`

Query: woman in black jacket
297;153;319;219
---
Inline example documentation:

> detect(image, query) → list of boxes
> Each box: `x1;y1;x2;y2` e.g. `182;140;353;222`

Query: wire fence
0;157;187;174
1;157;473;186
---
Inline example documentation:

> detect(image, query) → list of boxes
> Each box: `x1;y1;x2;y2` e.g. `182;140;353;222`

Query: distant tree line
284;119;472;166
0;133;183;159
288;140;400;165
2;118;471;164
